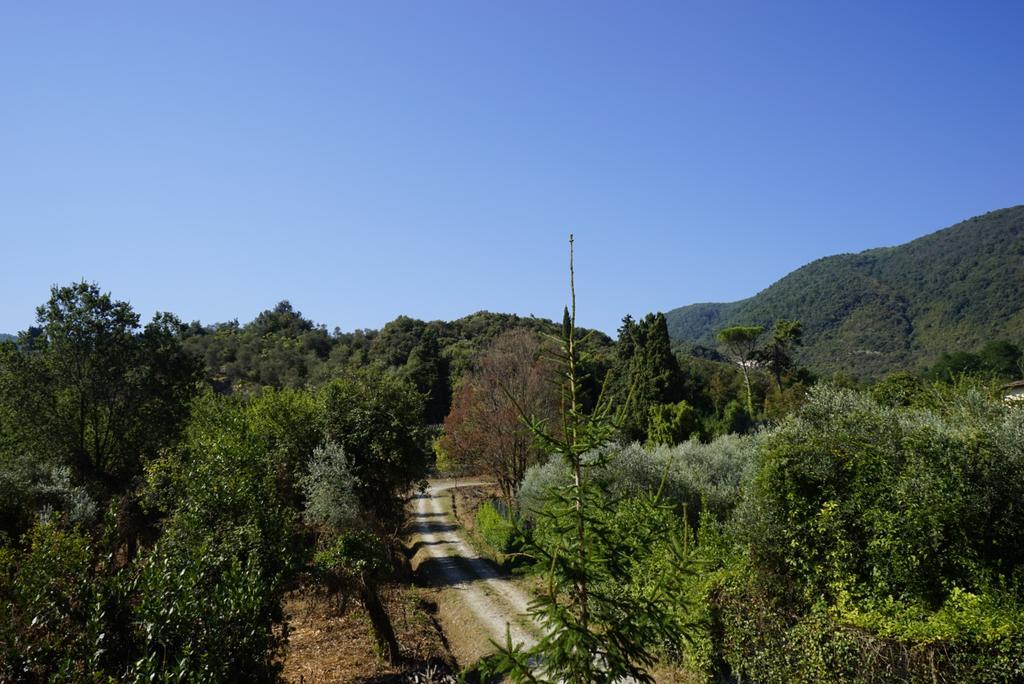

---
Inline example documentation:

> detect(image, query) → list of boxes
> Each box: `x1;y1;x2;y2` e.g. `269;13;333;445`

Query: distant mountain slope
666;206;1024;378
0;334;14;343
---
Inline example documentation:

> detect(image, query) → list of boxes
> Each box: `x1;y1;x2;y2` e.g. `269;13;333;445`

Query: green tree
927;350;985;382
485;237;694;682
0;282;199;493
978;340;1023;379
608;312;685;441
716;325;763;416
368;315;427;368
870;371;927;407
756;320;802;392
647;400;699;446
319;367;430;526
403;326;451;424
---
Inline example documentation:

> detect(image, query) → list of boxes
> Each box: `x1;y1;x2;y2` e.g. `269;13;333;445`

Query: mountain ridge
666;206;1024;378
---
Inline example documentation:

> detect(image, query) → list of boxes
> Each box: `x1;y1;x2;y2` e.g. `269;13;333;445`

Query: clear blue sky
2;2;1022;336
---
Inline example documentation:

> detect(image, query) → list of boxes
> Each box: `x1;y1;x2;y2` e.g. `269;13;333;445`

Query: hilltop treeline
180;303;613;422
667;205;1024;378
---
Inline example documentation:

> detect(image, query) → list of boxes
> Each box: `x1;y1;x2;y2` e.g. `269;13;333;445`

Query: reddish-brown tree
440;329;559;505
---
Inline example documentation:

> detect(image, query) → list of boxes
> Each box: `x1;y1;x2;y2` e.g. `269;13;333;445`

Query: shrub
300;441;359;531
0;522;110;682
126;526;284;682
711;569;1024;683
706;384;1024;683
747;385;1024;608
0;456;97;540
519;435;759;526
647;400;699;446
313;529;390;583
475;500;517;554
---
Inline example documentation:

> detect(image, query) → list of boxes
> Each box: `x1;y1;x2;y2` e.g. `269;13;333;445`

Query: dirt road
409;480;541;667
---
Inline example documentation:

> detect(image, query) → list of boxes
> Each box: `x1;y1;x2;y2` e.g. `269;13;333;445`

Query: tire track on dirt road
410;480;540;666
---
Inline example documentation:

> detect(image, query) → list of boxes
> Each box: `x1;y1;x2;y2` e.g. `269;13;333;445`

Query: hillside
666;206;1024;378
182;306;613;421
0;334;13;343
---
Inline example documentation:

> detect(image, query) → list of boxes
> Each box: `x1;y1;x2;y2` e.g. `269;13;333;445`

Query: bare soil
280;583;454;683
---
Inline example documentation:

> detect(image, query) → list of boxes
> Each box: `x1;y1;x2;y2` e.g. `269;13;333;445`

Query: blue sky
2;2;1022;336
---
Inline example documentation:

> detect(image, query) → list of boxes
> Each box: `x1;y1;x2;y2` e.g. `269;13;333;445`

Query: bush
475;500;517;554
300;441;359;531
126;526;284;682
703;384;1024;683
0;456;97;540
711;568;1024;683
0;522;110;682
519;435;759;527
747;385;1024;608
647;400;699;446
313;529;390;583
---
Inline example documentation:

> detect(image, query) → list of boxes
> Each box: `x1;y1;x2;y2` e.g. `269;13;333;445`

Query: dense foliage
514;383;1024;682
0;282;433;681
0;283;200;504
5;225;1024;682
604;312;689;441
667;205;1024;378
181;304;612;419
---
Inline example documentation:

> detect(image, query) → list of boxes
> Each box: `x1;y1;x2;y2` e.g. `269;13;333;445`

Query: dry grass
448;482;501;535
280;583;454;683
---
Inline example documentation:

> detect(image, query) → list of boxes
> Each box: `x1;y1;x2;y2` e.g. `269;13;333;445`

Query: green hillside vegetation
667;206;1024;378
182;303;614;423
0;283;435;680
4;259;1024;681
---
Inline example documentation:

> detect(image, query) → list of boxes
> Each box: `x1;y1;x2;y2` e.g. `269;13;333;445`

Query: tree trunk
360;575;401;665
740;363;753;416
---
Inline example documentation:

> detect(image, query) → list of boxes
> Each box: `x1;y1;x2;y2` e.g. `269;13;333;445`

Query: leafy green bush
0;457;97;540
711;569;1024;683
519;435;758;526
313;529;390;582
475;500;517;554
870;370;928;407
703;384;1024;682
0;522;111;682
748;385;1024;608
144;392;306;583
126;526;284;682
132;389;310;680
647;400;699;446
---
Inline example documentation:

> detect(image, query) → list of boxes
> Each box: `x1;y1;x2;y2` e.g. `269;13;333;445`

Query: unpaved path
409;480;541;667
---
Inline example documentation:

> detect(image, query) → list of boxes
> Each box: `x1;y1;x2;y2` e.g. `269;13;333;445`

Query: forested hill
666;206;1024;378
0;334;13;343
182;306;612;419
